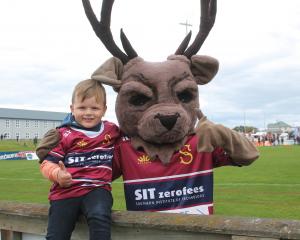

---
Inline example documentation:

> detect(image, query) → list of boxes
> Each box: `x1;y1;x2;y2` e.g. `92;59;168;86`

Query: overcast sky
1;0;299;129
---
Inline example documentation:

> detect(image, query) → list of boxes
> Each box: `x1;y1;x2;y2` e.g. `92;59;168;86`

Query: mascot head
83;0;219;164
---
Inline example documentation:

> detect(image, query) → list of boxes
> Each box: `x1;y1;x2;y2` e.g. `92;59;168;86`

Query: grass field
0;139;38;151
0;140;299;220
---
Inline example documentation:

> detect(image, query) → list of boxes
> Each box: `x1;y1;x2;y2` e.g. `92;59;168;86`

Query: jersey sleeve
105;121;120;143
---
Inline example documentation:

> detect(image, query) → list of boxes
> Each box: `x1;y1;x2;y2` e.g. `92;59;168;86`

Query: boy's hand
57;161;72;188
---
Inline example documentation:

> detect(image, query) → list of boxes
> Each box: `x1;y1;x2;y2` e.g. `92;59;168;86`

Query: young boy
40;79;119;240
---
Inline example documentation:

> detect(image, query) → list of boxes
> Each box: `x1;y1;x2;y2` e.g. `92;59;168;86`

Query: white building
0;108;67;140
267;121;292;134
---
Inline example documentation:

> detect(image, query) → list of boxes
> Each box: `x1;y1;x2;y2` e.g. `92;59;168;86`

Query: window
44;121;48;128
5;120;10;128
15;133;20;139
16;120;20;128
34;120;39;128
25;133;30;139
34;133;39;138
25;120;30;128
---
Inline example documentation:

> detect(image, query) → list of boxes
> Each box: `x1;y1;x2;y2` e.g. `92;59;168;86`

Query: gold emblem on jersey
137;154;151;164
77;140;88;148
102;134;112;145
179;144;193;165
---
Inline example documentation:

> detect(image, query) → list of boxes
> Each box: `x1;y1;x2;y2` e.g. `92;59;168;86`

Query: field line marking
113;181;300;187
0;177;47;181
113;181;300;186
115;182;300;187
1;178;300;187
215;183;300;187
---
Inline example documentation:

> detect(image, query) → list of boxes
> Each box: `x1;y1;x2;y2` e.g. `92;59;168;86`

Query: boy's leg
46;197;81;240
81;188;113;240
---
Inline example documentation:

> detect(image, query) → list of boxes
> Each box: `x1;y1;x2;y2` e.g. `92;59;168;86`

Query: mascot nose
154;113;180;130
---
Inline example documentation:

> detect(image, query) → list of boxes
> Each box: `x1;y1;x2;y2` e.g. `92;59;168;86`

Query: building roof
0;108;67;121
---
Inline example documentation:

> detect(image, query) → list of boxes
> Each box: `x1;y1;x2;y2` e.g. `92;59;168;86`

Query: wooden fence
0;201;300;240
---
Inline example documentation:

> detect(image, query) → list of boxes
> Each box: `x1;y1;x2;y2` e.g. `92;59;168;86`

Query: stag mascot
37;0;259;215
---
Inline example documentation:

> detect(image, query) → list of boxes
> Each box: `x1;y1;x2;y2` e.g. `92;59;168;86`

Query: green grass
214;145;300;219
0;140;299;220
0;140;38;151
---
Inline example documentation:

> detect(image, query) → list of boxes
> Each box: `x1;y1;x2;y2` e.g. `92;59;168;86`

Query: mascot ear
91;57;124;91
191;55;219;85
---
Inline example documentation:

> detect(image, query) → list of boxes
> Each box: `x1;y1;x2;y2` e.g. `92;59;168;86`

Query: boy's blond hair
72;79;106;106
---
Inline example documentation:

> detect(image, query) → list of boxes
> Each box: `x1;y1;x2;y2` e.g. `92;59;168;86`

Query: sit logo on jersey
179;144;193;165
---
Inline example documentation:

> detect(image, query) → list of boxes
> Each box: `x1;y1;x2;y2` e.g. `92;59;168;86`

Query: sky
1;0;300;129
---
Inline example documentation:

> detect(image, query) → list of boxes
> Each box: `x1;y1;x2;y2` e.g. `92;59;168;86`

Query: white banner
25;152;39;160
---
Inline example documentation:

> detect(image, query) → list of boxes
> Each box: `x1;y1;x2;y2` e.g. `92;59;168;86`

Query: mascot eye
129;94;151;106
177;90;194;103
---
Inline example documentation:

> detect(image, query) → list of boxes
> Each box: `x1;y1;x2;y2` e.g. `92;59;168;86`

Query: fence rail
1;201;300;240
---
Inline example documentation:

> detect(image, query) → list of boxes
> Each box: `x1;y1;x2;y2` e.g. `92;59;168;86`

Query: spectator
280;137;284;145
33;136;38;147
276;135;280;145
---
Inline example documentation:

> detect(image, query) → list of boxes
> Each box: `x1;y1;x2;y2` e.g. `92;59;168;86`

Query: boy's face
70;96;106;129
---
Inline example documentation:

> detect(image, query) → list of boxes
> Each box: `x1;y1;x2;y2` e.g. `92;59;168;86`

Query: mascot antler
82;0;216;63
175;0;217;58
82;0;138;64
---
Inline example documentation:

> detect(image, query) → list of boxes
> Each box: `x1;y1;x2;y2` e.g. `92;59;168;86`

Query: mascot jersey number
37;0;259;215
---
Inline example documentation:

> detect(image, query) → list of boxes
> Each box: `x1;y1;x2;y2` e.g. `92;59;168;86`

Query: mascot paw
36;129;60;162
195;110;223;152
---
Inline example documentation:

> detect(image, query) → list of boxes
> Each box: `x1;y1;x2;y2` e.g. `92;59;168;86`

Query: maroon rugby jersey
45;121;119;200
113;134;232;215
